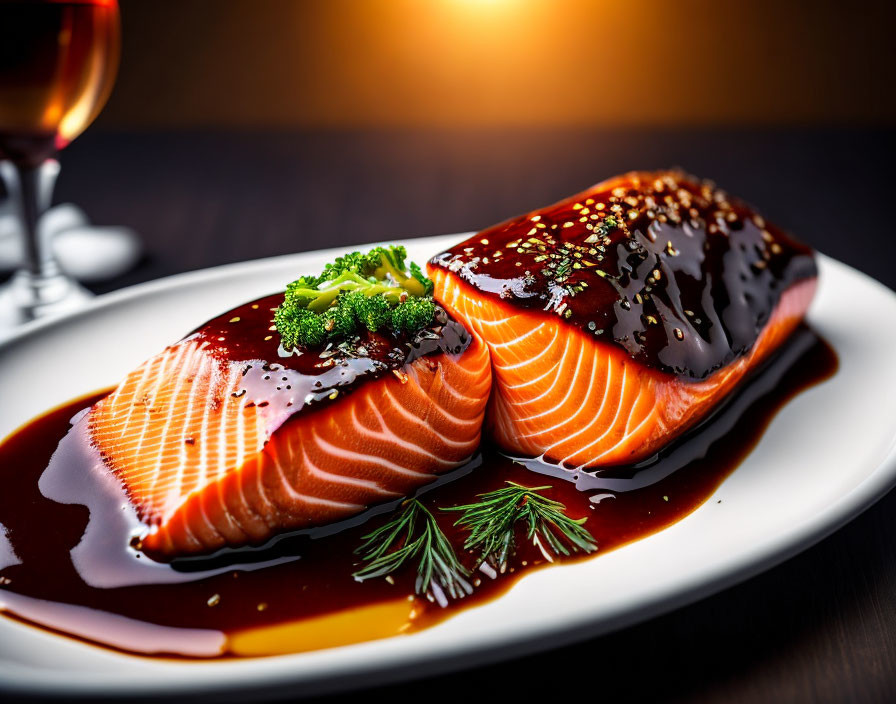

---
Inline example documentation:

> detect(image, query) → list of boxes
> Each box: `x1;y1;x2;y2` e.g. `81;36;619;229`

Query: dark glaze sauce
0;326;836;659
190;293;471;419
430;171;816;379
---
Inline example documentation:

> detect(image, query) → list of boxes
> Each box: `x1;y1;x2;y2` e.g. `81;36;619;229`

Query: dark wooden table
15;128;896;702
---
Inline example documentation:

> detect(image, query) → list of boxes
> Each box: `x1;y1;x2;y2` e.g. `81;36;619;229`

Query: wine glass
0;0;121;330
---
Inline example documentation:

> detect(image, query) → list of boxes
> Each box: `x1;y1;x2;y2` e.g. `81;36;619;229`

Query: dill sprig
353;499;472;604
445;482;597;570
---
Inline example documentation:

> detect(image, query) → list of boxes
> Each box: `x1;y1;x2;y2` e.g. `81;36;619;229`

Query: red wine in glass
0;0;120;327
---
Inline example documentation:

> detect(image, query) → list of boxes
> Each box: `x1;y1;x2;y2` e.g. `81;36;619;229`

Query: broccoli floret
390;297;435;335
322;299;357;338
274;306;326;348
345;290;392;331
319;251;373;283
282;275;321;309
274;245;438;350
409;261;435;296
316;246;409;286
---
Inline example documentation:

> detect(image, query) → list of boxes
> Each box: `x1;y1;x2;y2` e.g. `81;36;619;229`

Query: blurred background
30;0;892;296
105;0;894;129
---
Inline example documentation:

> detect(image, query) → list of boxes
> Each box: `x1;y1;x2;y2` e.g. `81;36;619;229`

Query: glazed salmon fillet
85;295;491;558
429;171;818;469
431;268;813;467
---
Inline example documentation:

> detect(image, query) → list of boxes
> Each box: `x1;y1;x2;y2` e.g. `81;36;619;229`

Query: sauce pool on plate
0;326;836;659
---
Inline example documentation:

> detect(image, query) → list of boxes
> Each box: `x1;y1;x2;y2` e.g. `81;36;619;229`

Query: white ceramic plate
1;235;895;699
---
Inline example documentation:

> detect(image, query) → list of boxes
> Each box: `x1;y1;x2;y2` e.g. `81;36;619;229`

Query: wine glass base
1;203;143;283
0;270;93;333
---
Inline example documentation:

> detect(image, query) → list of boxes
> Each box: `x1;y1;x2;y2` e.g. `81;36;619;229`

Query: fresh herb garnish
353;499;472;604
596;214;619;237
445;482;597;570
274;245;436;349
554;256;573;283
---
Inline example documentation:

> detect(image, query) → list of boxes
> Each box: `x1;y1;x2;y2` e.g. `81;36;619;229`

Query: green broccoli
409;261;435;296
275;306;326;349
344;290;391;331
322;300;357;338
274;246;439;349
390;297;436;334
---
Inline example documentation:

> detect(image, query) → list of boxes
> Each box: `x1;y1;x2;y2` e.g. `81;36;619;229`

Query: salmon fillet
87;316;491;558
429;170;817;468
431;268;814;467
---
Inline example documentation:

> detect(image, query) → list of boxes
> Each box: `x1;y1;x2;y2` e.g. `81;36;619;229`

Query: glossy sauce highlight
0;327;836;658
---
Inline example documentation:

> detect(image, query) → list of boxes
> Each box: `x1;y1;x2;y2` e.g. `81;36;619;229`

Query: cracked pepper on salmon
428;170;817;469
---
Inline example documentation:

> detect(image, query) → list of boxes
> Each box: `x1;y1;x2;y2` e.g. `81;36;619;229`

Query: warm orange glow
101;0;895;129
451;0;519;8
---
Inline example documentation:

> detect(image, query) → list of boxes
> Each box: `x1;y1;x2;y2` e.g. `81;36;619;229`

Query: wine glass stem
16;160;60;279
0;158;92;328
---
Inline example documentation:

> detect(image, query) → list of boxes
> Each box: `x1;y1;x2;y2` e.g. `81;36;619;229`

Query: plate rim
0;233;468;355
1;240;895;698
